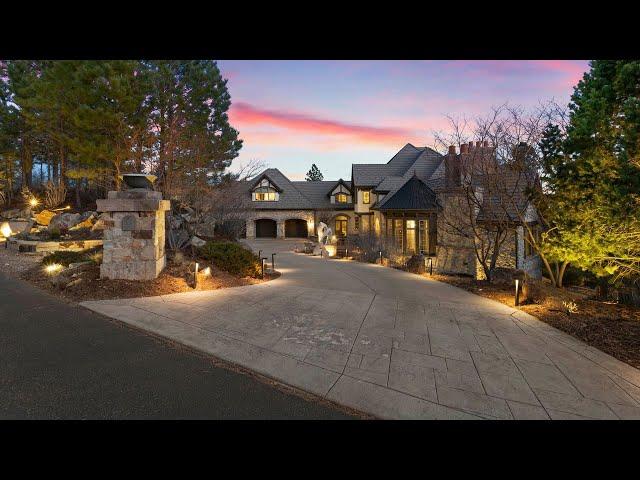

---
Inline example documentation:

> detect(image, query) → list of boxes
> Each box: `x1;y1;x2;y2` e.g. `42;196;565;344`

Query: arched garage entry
255;219;277;238
285;219;308;238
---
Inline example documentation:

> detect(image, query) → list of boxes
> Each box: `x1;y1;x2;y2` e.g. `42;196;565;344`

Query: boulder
71;212;97;230
91;212;110;231
1;208;21;219
190;235;206;248
48;213;81;231
34;209;57;226
406;254;426;274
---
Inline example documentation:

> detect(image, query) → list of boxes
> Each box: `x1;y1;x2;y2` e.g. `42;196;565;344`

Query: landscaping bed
18;240;279;303
429;273;640;369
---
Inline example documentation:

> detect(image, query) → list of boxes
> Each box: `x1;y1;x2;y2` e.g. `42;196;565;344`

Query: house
243;143;542;279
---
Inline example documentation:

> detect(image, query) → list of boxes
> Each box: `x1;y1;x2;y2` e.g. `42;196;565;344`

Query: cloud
230;102;417;145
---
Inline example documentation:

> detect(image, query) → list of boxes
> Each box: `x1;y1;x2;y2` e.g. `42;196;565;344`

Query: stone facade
96;190;170;280
245;210;314;239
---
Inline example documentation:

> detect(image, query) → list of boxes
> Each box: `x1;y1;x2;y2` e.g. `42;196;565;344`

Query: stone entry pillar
96;190;170;280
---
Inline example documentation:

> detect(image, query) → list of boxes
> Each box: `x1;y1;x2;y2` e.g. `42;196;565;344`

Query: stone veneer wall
245;210;314;238
97;190;170;280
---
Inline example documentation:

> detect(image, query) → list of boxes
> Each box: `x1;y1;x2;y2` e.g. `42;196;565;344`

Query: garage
255;219;277;238
285;219;308;238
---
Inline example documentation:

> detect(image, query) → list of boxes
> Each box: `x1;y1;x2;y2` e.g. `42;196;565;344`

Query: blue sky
218;60;590;180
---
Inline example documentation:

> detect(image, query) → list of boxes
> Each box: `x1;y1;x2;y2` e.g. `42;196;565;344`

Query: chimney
483;140;489;147
446;144;462;188
448;145;456;155
476;141;482;148
460;143;468;154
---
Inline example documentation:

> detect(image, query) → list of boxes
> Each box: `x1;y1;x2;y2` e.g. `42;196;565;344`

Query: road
0;271;354;419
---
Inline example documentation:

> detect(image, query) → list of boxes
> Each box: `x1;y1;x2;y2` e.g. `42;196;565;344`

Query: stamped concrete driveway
83;239;640;419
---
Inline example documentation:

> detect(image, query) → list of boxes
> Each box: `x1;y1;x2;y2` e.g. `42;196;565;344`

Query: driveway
83;239;640;419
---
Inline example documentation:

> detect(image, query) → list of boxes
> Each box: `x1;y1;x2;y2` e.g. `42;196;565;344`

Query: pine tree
305;164;323;181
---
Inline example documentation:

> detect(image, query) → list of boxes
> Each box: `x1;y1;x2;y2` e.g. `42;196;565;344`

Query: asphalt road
0;272;354;419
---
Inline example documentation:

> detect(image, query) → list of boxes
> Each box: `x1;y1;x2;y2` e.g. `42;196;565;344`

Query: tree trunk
58;142;66;186
557;261;569;288
21;140;33;189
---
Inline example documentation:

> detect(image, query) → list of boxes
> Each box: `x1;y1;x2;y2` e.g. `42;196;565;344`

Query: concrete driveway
82;239;640;419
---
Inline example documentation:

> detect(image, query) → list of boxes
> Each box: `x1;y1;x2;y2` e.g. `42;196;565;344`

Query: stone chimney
445;145;462;188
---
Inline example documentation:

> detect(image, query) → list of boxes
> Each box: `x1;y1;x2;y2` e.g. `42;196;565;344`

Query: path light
515;279;520;306
379;250;382;263
261;257;267;279
429;257;433;275
1;222;11;249
29;197;39;208
202;266;211;277
271;252;276;271
194;262;199;289
45;263;63;275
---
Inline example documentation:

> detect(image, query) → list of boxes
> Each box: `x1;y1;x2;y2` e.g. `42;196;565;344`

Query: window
406;220;416;254
362;190;370;204
335;193;348;203
255;191;276;201
394;219;403;251
354;216;360;231
524;226;539;258
419;220;427;254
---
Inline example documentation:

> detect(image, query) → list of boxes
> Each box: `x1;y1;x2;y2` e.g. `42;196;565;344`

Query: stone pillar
246;218;256;239
96;190;171;280
277;220;285;239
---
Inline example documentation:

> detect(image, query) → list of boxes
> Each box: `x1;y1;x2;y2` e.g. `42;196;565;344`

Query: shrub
42;247;102;267
198;241;261;278
49;226;61;240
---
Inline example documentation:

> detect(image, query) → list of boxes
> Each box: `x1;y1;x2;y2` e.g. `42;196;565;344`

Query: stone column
96;190;171;280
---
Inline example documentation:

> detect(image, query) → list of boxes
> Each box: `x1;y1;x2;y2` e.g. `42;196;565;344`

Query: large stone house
243;143;542;279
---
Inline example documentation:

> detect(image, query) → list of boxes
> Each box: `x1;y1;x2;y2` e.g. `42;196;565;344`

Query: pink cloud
230;102;417;145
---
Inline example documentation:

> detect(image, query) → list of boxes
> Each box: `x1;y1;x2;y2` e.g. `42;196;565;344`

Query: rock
190;235;206;248
71;212;97;230
91;212;109;231
1;208;20;219
48;213;81;231
65;278;83;289
34;209;57;226
8;219;33;235
406;254;426;274
67;261;94;272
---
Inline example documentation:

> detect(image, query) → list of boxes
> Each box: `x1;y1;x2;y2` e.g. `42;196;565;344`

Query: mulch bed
429;273;640;369
22;260;279;303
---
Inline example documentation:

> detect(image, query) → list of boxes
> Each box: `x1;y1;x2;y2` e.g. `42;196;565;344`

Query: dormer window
335;193;348;203
252;177;280;202
255;188;276;201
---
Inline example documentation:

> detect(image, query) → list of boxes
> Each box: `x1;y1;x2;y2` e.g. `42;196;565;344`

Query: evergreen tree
305;164;323;181
540;61;640;281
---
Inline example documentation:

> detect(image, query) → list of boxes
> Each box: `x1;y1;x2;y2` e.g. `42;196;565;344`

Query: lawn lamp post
194;262;199;289
1;222;12;249
514;279;520;306
271;252;276;271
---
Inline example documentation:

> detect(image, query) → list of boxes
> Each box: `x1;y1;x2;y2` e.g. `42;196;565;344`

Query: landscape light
1;222;11;248
45;263;63;275
515;279;520;306
29;198;39;207
202;266;211;277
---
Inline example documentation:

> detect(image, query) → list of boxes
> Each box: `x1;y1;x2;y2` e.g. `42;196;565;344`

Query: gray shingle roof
352;143;437;187
292;180;353;209
246;168;314;209
377;176;440;211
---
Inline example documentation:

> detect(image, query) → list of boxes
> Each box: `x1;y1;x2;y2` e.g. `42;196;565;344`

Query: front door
335;216;348;237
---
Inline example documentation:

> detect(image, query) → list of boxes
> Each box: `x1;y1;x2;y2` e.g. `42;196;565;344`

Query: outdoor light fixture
515;279;520;306
44;263;63;275
261;257;267;279
271;252;276;271
1;222;11;249
194;262;199;289
29;198;39;207
379;250;382;263
202;266;211;277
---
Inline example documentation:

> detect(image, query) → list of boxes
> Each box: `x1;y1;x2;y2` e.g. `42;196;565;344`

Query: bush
198;241;261;278
42;247;102;267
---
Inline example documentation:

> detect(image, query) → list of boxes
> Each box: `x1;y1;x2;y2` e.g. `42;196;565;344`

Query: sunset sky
218;60;590;180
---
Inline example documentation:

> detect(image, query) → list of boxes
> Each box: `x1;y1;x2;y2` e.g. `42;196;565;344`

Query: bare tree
433;104;553;283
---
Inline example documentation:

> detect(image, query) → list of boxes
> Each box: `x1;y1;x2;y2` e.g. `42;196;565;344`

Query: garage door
285;219;308;238
255;219;277;238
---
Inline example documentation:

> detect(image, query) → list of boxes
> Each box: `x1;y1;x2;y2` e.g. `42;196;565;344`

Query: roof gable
377;175;440;211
